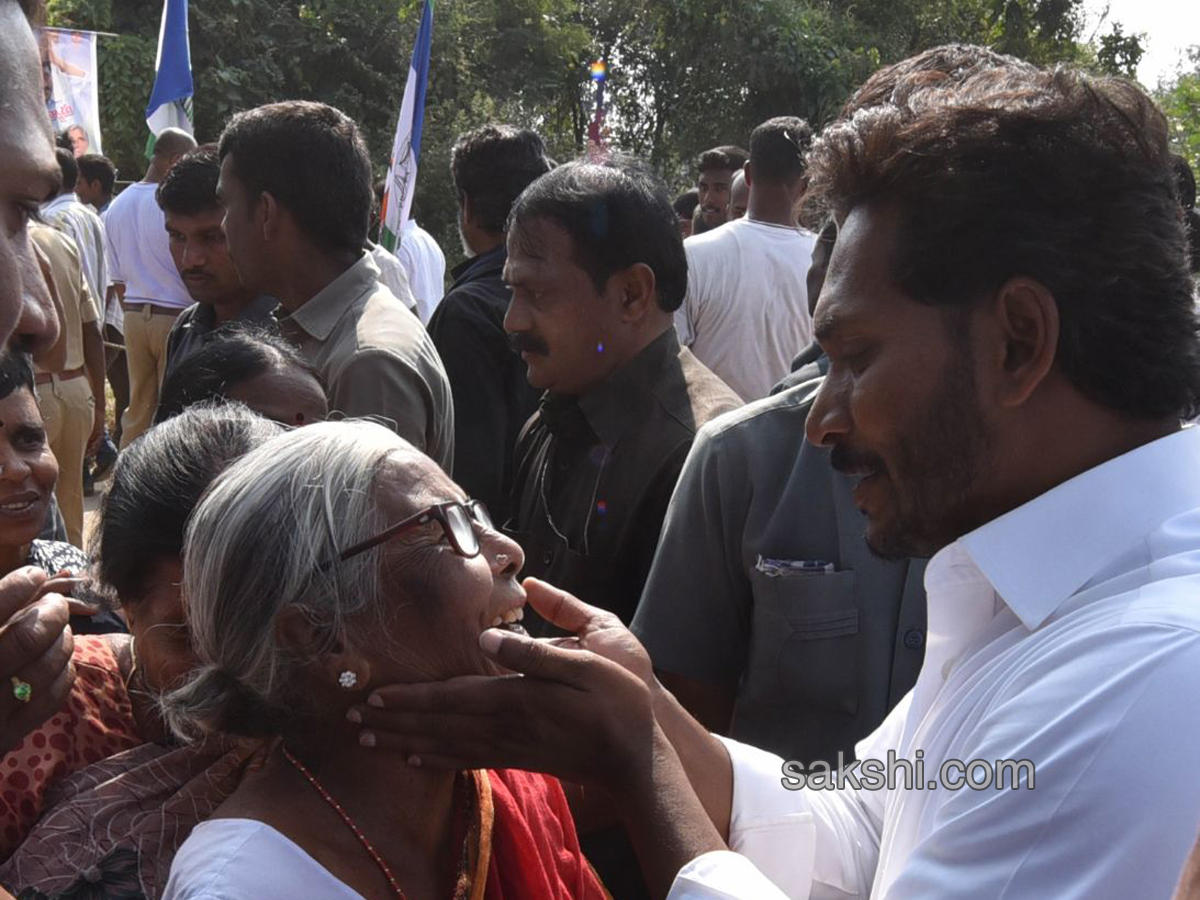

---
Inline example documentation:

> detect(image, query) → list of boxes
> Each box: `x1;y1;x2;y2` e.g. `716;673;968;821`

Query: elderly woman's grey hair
162;420;416;742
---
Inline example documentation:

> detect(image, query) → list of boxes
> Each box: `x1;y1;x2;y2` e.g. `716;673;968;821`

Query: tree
1158;47;1200;174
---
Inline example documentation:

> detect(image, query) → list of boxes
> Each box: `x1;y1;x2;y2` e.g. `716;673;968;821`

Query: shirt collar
450;245;507;287
952;426;1200;631
576;329;680;447
281;253;378;341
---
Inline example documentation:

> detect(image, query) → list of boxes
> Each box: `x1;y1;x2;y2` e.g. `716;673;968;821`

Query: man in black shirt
506;159;741;629
426;125;550;523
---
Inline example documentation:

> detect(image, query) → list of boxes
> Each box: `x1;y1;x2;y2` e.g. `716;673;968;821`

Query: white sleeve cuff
668;850;801;900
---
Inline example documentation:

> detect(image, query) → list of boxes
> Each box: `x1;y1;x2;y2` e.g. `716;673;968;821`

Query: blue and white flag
380;0;434;252
145;0;193;139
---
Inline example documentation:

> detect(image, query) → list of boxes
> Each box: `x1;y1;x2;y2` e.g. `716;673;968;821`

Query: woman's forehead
375;451;463;512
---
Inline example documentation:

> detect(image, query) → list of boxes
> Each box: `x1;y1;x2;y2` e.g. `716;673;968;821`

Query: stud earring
338;670;358;689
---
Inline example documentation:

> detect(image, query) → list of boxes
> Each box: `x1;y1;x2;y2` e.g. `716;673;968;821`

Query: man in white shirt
397;218;446;324
41;148;105;303
346;46;1200;900
676;117;815;401
105;127;196;447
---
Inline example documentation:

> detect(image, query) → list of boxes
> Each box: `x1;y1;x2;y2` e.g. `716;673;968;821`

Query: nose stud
495;553;510;567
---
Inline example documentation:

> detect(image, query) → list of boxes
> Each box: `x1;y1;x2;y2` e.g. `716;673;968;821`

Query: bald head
153;127;198;160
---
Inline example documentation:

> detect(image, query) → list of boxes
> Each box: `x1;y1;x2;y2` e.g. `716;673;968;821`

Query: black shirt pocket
741;568;861;716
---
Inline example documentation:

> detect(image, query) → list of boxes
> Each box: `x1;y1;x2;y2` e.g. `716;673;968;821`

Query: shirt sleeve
104;211;123;286
632;420;753;686
79;277;99;325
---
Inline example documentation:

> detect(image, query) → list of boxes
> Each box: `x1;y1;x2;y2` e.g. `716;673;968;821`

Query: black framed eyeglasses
337;500;494;563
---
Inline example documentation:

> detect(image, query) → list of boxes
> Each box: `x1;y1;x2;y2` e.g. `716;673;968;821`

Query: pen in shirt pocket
755;555;836;577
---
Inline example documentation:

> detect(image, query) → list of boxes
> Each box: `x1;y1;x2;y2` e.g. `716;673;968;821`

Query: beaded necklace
283;747;409;900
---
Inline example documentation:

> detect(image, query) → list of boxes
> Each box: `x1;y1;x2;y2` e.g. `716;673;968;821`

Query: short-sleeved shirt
675;218;816;402
509;328;742;627
41;194;106;305
103;182;192;310
632;375;927;765
30;224;99;374
163;296;280;385
276;253;455;471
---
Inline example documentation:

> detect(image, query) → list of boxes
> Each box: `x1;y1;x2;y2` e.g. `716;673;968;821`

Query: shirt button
903;629;924;650
541;550;554;566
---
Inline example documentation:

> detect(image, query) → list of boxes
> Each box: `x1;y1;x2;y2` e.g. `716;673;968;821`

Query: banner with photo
40;27;103;157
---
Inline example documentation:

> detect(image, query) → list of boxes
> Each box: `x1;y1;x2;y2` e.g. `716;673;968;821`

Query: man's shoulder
696;375;823;448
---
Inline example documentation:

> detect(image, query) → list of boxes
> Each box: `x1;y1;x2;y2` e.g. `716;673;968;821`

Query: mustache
508;333;549;356
829;444;887;476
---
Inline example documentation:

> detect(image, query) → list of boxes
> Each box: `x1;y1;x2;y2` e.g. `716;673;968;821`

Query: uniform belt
120;302;181;316
34;367;86;385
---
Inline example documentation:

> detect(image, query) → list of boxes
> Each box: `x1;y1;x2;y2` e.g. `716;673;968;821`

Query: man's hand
351;623;658;789
0;568;75;753
525;578;656;686
87;404;105;456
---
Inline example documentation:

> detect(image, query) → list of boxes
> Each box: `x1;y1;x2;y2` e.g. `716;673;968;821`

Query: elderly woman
0;404;283;897
162;421;606;900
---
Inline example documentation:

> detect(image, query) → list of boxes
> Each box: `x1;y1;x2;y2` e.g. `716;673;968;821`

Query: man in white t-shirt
104;127;196;448
397;218;446;324
675;117;815;401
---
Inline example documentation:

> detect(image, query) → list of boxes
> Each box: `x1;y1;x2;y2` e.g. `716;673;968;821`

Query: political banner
40;27;103;157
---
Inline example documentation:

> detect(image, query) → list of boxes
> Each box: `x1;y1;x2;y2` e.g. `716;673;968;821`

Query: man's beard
858;347;991;561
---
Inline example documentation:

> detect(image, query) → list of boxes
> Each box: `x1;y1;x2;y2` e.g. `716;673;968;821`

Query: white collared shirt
670;427;1200;900
397;219;447;324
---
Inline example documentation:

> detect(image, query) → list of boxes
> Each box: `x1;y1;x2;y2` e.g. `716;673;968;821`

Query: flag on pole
145;0;193;148
379;0;434;252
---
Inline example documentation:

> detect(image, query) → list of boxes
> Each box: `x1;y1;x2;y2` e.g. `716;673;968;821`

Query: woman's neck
285;730;459;859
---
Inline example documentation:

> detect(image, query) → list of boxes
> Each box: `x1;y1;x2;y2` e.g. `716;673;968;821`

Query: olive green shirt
277;253;454;471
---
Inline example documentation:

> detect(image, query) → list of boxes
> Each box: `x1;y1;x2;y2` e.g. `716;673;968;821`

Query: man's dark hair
53;147;77;192
806;46;1200;420
76;154;116;194
1172;154;1196;211
96;404;283;606
749;117;811;183
157;144;220;216
508;157;688;312
451;124;551;235
154;324;322;425
673;189;699;219
0;348;35;400
218;101;372;255
696;145;748;176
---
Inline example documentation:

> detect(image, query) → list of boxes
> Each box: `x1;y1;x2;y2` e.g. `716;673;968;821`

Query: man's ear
742;161;753;189
615;262;658;323
275;607;371;693
259;191;281;243
987;276;1059;409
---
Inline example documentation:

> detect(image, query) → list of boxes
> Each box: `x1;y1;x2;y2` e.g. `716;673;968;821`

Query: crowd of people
2;0;1200;897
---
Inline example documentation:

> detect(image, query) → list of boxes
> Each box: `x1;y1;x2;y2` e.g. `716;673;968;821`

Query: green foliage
45;0;1145;266
1096;23;1145;78
1158;47;1200;174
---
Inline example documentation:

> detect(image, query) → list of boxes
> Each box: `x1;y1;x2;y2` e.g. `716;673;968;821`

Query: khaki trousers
119;305;180;449
35;374;94;548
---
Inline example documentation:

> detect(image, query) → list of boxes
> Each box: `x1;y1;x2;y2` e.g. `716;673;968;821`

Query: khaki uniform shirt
31;224;99;374
277;253;454;471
